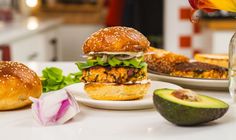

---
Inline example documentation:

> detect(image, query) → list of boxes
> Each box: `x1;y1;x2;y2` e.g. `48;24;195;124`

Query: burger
0;61;42;110
76;26;150;100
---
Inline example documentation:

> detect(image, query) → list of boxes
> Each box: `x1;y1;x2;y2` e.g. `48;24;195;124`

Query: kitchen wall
164;0;204;58
164;0;236;57
58;24;104;61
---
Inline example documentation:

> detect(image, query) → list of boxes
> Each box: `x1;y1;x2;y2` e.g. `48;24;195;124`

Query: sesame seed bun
83;26;150;54
84;82;150;101
0;61;42;110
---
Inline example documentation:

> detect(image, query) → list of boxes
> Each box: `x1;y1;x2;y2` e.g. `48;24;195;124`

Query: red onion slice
55;99;70;121
29;89;80;126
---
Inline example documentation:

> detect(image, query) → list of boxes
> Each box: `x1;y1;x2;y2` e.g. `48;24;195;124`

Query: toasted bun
83;26;150;54
0;61;42;110
194;54;228;68
84;83;150;101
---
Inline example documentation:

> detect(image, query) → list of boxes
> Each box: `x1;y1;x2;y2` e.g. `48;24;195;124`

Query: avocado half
153;89;229;126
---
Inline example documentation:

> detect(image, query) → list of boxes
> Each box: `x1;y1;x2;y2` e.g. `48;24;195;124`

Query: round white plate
65;81;182;110
148;71;228;90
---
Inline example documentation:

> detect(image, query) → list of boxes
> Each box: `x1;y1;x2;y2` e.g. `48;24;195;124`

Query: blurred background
0;0;235;61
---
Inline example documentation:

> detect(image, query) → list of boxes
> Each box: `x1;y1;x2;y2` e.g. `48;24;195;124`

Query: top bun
0;61;42;110
83;26;150;54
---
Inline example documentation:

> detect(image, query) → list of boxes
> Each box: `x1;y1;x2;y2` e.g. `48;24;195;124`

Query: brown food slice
144;47;189;74
194;54;228;68
171;62;228;79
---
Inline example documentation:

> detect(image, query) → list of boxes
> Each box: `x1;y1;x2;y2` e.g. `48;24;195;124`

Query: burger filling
76;54;148;84
81;66;147;84
76;55;147;70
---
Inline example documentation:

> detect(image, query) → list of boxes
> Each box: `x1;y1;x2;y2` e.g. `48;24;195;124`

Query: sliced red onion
115;55;135;60
101;55;108;63
88;51;143;56
81;55;89;58
29;89;80;126
55;99;70;121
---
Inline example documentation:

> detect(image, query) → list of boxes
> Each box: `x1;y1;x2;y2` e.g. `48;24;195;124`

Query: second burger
76;26;150;101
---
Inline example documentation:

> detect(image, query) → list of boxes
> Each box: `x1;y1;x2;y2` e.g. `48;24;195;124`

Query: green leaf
139;62;148;68
42;69;49;78
108;57;121;66
48;85;61;91
97;57;105;65
75;55;146;70
47;79;59;86
129;58;140;68
45;67;63;82
76;62;91;70
123;60;130;66
70;72;82;83
64;75;74;85
41;67;82;93
87;59;97;66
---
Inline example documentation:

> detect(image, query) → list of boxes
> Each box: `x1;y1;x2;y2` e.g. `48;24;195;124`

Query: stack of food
77;26;150;100
145;47;228;79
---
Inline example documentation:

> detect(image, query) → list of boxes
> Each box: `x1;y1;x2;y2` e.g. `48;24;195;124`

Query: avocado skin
153;91;229;126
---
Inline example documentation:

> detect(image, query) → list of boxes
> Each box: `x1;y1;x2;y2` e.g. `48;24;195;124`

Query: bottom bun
84;83;150;101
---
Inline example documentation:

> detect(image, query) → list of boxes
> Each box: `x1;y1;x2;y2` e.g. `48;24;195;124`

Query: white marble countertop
0;17;62;44
0;62;235;140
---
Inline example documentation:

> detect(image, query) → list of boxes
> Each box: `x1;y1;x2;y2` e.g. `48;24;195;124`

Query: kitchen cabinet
9;29;57;61
0;17;62;61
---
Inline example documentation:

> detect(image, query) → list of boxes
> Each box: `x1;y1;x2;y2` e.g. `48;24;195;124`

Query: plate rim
148;71;228;90
69;81;183;110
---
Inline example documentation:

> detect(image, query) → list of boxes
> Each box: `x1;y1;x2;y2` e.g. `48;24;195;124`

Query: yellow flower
208;0;236;12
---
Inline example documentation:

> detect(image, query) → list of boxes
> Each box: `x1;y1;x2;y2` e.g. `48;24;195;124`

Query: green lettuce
41;67;82;92
76;56;147;70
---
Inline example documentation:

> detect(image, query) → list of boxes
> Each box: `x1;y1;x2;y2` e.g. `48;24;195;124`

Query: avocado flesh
153;89;229;126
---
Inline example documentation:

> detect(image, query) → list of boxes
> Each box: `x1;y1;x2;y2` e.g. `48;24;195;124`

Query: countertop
0;17;62;44
0;62;235;140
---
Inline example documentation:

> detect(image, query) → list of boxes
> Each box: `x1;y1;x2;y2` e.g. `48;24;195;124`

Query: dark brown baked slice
171;62;228;79
144;47;189;74
194;54;228;68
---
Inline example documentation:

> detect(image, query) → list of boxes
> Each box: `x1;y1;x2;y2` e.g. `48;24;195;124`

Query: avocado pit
171;89;201;102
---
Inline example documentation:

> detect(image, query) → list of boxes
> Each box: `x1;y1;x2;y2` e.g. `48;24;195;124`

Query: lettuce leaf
108;57;122;66
41;67;82;92
76;56;147;70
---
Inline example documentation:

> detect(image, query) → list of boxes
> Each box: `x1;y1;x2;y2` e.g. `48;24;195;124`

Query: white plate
148;71;228;90
65;81;182;110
